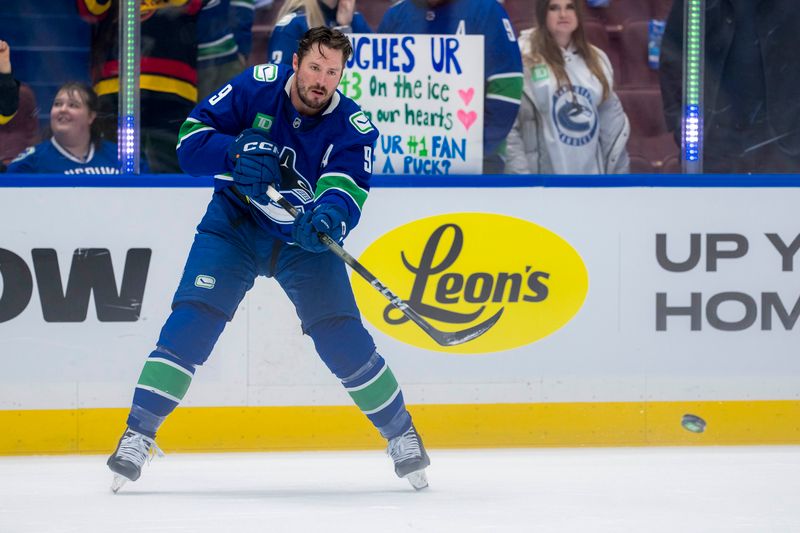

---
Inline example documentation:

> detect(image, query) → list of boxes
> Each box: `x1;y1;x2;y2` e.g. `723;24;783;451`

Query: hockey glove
291;203;349;253
227;128;281;202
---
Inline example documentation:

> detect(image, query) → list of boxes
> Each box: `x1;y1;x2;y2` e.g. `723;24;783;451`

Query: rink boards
1;175;799;454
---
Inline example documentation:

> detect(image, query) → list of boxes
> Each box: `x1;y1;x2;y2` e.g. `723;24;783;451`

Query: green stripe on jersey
177;118;214;147
137;359;193;400
487;74;524;101
315;174;368;210
198;36;238;61
346;366;399;414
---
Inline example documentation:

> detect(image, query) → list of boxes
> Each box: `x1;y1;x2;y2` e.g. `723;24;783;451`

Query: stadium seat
0;83;39;165
617;87;678;173
583;20;622;87
661;152;682;173
598;0;654;26
650;0;674;20
502;0;535;35
356;0;393;31
618;20;660;88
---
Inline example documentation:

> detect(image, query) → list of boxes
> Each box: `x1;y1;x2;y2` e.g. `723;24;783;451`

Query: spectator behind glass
505;0;629;174
268;0;372;65
0;40;39;170
197;0;257;101
6;83;145;174
660;0;800;173
77;0;203;173
378;0;524;174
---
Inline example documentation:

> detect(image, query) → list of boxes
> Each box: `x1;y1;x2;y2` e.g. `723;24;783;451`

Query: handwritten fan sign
340;34;485;175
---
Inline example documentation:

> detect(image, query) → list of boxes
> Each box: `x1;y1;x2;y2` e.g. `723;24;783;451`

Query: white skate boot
107;429;163;493
387;425;430;490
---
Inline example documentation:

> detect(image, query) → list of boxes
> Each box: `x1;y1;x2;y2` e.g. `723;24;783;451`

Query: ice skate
387;425;430;490
107;429;163;493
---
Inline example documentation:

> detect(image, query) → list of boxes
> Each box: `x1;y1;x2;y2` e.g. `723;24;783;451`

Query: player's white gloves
292;203;349;253
227;128;281;203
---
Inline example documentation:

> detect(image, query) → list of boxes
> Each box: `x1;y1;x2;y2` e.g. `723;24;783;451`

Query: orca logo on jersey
253;64;278;83
351;213;588;354
349;111;375;134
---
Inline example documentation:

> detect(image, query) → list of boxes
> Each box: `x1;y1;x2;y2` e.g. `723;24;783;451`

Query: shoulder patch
532;64;550;82
275;12;297;27
10;146;35;163
349;111;375;134
253;63;279;82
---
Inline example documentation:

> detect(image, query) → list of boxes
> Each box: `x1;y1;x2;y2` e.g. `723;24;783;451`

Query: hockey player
378;0;524;174
6;82;134;174
106;26;430;492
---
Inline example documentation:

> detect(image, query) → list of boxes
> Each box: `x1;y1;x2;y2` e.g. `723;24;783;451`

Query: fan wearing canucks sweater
268;0;372;65
197;0;271;100
6;82;136;174
378;0;524;173
106;27;431;493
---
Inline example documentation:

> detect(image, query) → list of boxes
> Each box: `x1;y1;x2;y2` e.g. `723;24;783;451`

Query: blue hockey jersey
267;3;372;65
198;0;257;67
378;0;523;156
6;138;123;174
176;63;379;242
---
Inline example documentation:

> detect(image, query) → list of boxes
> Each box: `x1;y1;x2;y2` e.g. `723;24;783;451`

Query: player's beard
297;80;330;111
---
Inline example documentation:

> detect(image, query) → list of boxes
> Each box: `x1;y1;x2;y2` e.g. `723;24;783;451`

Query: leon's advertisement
351;213;589;354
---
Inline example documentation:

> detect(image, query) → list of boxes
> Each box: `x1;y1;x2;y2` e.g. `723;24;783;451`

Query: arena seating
616;87;679;173
580;0;679;172
0;1;91;132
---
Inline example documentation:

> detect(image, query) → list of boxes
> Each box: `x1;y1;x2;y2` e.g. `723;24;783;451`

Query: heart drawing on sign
458;87;475;106
457;109;478;130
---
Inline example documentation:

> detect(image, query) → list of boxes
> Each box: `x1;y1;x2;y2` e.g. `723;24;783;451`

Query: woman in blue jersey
6;82;126;174
267;0;372;65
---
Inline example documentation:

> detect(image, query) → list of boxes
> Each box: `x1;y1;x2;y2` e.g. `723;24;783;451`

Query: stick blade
430;307;505;346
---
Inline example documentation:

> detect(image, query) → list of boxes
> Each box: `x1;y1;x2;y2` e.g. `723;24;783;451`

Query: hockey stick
265;185;503;346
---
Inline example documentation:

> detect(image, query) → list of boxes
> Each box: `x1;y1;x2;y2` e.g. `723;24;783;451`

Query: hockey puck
681;414;706;433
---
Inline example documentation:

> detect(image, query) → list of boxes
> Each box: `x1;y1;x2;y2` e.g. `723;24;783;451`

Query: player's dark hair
296;26;353;66
47;81;103;148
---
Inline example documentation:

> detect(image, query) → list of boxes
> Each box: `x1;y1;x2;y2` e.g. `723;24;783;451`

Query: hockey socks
127;349;196;438
342;351;412;439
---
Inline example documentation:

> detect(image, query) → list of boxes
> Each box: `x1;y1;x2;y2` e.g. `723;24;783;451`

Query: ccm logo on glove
227;129;282;202
243;141;275;153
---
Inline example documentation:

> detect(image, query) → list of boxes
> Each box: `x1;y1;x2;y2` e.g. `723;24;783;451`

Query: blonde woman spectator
268;0;371;65
506;0;629;174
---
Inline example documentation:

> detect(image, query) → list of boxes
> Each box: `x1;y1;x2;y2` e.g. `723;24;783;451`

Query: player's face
50;89;95;140
546;0;579;46
291;44;344;115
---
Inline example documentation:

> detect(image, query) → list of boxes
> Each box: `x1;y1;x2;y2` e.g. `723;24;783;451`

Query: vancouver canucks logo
551;85;597;147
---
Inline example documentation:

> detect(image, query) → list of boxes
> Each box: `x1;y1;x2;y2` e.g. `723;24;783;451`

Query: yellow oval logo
351;213;589;354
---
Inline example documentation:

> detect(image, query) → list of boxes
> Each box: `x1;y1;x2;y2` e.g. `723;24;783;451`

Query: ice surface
1;446;798;532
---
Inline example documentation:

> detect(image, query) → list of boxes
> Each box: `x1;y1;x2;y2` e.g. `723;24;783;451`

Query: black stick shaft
265;186;500;346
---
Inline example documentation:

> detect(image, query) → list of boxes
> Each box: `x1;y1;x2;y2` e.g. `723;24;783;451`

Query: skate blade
405;469;429;491
110;474;128;494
